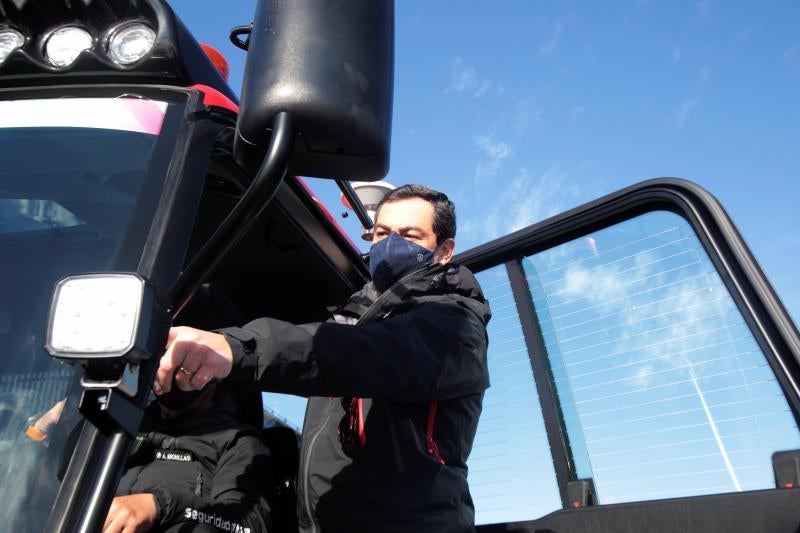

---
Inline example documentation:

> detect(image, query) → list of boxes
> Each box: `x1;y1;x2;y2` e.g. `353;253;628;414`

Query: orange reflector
25;425;47;442
200;43;229;81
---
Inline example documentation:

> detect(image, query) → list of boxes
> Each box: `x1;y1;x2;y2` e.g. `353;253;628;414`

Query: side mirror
235;0;394;181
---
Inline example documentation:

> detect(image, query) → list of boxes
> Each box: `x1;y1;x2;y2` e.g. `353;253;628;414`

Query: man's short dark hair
375;184;456;244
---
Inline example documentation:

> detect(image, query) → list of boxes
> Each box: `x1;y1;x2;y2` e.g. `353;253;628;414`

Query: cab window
466;209;800;524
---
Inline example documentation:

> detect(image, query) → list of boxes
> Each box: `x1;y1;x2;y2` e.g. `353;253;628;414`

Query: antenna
340;180;395;241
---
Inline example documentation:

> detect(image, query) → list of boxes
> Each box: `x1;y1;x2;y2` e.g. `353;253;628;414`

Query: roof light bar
0;0;236;101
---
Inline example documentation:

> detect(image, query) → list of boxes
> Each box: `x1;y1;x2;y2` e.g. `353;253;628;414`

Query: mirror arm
337;179;374;231
168;112;295;318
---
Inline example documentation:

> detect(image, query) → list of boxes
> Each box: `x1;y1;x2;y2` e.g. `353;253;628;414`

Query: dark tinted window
0;97;177;528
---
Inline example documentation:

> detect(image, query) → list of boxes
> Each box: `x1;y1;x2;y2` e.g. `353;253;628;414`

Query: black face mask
157;386;204;412
368;232;434;292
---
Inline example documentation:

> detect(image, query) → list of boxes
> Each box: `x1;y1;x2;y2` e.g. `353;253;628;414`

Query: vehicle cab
2;1;800;532
0;0;389;530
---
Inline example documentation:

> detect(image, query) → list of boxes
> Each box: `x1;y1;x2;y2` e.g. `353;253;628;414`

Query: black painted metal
234;0;393;180
75;431;130;533
44;421;102;532
506;259;575;509
229;24;252;50
79;389;144;437
45;357;160;533
134;93;229;294
168;111;295;317
337;179;375;231
476;488;800;533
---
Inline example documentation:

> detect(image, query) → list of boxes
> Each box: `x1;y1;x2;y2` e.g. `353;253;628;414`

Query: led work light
45;26;93;68
46;274;144;357
108;22;156;66
0;27;25;66
45;272;170;401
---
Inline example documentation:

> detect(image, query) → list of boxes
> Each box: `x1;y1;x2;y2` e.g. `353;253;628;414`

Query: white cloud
514;98;544;133
569;105;585;122
539;21;563;57
668;67;711;130
474;80;491;98
446;57;492;98
473;134;512;190
447;57;475;93
475;135;511;160
671;97;697;130
784;46;800;66
462;165;581;246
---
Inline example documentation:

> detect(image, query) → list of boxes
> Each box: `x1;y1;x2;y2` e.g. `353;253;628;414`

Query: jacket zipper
355;263;442;326
300;264;443;530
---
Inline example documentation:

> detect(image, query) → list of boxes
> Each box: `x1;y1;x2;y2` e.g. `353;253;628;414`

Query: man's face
373;197;437;250
373;197;455;264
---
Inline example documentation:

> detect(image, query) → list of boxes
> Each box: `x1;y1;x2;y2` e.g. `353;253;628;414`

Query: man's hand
155;326;234;394
103;494;157;533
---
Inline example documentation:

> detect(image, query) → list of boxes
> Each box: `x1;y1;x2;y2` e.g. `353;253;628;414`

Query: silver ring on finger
178;366;194;376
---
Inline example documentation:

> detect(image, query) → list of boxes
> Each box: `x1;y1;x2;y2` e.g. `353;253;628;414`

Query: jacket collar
334;263;490;325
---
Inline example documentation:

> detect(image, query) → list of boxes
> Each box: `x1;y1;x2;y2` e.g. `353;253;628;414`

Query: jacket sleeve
219;301;489;401
146;433;272;533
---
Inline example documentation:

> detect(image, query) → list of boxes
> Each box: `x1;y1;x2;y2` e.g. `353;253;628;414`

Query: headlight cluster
0;21;156;69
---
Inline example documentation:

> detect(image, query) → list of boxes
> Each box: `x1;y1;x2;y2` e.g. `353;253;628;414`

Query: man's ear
433;238;456;265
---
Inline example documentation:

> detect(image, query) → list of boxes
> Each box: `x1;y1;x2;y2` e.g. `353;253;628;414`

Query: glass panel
0;199;83;234
523;210;800;504
467;265;562;525
0;97;179;529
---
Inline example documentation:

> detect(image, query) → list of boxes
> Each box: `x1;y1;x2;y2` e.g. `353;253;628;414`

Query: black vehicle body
1;1;799;532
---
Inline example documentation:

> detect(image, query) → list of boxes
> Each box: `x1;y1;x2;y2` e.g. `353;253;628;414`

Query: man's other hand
155;326;234;394
103;494;157;533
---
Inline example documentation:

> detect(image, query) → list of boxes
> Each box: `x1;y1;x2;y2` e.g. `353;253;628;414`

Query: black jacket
221;263;491;533
115;386;272;533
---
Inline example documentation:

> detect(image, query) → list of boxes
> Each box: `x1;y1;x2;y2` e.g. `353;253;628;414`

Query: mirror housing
235;0;394;181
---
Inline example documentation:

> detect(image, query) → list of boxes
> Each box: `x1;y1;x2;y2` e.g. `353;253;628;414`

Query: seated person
104;380;272;533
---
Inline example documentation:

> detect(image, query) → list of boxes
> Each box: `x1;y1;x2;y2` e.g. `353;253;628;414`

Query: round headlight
108;22;156;66
0;28;25;66
45;26;93;68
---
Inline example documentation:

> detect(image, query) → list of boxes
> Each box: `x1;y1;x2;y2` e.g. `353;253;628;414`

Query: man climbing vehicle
157;184;492;532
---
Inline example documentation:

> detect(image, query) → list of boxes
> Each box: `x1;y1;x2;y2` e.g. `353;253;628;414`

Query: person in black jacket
104;381;272;533
156;184;491;532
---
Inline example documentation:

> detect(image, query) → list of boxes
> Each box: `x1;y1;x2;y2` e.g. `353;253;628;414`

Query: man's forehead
376;197;434;226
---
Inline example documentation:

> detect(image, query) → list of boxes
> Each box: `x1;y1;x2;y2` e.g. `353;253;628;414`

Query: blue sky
171;0;800;319
167;1;800;524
